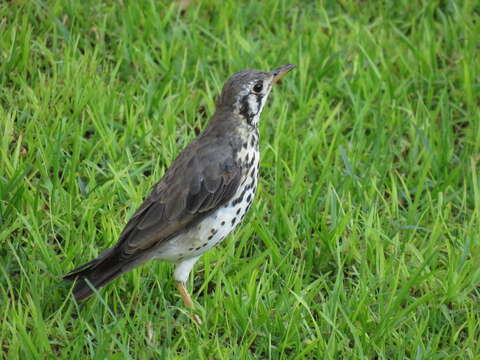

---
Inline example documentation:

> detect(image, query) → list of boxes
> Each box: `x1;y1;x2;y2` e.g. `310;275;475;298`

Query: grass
1;0;480;358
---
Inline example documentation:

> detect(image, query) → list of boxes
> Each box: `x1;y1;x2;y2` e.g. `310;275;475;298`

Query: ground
1;0;479;358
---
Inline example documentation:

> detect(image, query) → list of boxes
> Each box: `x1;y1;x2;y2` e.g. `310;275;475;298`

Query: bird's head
216;64;295;127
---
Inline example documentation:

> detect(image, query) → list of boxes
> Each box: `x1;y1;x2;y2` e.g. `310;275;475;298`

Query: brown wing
112;135;241;261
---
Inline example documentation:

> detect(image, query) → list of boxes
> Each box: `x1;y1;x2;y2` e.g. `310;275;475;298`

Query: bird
64;64;295;324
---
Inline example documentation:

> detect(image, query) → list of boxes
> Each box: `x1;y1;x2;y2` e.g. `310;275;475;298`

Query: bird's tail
63;248;128;301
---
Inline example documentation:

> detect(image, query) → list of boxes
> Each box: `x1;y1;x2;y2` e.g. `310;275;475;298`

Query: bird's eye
253;82;263;93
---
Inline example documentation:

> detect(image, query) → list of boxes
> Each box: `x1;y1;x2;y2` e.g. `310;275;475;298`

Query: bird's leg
174;256;202;325
176;281;202;325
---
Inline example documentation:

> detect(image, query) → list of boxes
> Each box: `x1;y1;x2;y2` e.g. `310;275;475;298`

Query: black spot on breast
245;153;249;163
221;221;225;226
195;246;201;251
243;142;248;149
250;137;255;147
210;228;217;234
249;153;255;167
188;247;194;251
236;208;241;215
208;234;213;240
232;187;247;206
231;217;237;226
247;194;252;202
202;242;208;247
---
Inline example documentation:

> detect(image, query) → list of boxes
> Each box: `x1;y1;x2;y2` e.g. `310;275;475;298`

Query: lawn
1;0;479;358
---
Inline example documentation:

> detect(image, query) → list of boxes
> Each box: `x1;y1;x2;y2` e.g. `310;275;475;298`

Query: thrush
64;64;295;324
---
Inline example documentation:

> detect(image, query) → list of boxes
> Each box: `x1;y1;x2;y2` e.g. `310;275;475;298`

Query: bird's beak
271;64;296;84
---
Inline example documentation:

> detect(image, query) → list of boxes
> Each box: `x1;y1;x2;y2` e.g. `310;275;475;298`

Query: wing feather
111;137;241;262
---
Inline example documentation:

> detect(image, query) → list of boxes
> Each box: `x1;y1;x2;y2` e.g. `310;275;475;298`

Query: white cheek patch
247;94;259;115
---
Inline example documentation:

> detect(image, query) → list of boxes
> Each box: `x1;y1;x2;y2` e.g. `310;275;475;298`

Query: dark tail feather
64;248;127;301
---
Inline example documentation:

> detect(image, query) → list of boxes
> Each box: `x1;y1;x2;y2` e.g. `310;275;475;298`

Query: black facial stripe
239;96;251;122
255;94;262;110
239;93;263;125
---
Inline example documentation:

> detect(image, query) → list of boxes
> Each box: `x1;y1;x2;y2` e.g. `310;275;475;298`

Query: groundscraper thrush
64;64;296;324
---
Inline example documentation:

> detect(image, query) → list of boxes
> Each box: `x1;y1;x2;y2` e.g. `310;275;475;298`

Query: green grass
1;0;480;358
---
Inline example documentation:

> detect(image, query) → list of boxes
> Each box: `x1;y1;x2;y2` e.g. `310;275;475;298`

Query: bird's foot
176;281;202;325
